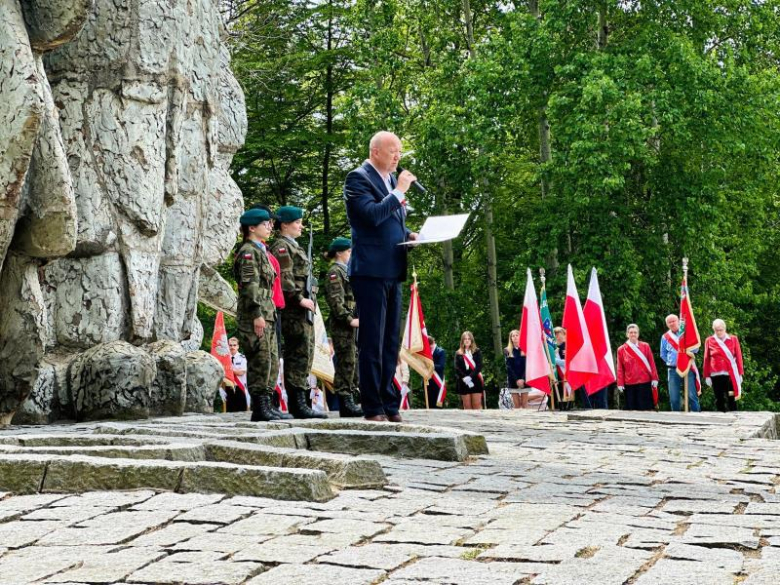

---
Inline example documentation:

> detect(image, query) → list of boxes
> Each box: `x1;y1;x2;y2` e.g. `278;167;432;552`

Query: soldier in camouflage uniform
324;237;364;417
233;208;293;422
269;206;326;419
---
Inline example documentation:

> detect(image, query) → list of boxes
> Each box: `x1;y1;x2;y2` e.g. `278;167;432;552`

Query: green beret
328;237;352;254
239;208;270;226
276;206;303;223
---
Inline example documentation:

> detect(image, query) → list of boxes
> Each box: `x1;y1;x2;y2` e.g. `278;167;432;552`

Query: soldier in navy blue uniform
344;131;418;422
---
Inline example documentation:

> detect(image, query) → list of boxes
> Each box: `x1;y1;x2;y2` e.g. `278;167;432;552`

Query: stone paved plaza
1;409;780;584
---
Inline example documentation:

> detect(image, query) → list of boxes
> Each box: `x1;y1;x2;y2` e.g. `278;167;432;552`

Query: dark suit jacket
344;161;410;280
432;346;446;378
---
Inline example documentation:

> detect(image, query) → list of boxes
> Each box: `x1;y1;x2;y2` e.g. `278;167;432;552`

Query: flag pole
412;267;430;411
540;268;556;412
682;257;689;414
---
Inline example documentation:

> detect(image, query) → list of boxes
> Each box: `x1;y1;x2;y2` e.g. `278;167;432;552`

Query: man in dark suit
427;336;447;408
344;131;418;422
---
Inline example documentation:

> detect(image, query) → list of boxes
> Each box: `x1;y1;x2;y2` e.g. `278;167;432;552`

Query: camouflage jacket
233;241;276;323
324;261;355;328
269;235;308;309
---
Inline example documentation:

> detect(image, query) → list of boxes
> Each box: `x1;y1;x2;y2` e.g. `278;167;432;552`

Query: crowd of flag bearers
213;221;745;417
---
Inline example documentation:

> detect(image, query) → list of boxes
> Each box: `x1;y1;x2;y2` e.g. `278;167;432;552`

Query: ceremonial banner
400;274;435;381
310;302;335;383
210;311;235;383
583;268;616;395
676;273;701;379
562;265;598;390
539;281;558;382
519;269;551;394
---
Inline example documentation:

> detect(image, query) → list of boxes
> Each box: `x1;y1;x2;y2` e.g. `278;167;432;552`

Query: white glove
705;377;712;388
651;381;658;388
618;386;624;393
463;376;474;388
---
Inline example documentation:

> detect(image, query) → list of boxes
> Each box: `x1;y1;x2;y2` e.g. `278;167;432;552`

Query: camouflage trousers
280;308;313;392
237;319;278;401
331;325;358;397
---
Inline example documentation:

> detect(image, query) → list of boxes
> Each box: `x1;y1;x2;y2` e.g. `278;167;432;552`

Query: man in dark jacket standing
344;131;418;421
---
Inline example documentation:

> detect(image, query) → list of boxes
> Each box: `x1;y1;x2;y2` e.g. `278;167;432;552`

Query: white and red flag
676;273;701;380
519;269;552;394
274;361;288;413
583;268;616;395
433;372;447;407
400;273;436;407
562;265;599;390
210;311;235;384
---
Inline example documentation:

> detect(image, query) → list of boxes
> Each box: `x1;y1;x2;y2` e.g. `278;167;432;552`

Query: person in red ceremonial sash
659;314;701;412
703;319;743;412
455;331;484;410
616;324;659;411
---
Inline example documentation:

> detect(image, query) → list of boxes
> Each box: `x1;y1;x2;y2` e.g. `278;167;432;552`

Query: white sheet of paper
398;213;470;245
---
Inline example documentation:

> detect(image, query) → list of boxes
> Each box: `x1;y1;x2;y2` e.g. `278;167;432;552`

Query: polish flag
210;311;235;383
583;268;616;395
562;265;599;390
519;269;552;394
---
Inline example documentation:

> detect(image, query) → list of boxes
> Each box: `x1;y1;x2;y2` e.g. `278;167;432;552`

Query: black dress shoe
364;414;388;422
386;413;403;423
339;395;364;418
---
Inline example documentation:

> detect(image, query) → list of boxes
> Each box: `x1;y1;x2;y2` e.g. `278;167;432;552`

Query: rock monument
0;0;246;424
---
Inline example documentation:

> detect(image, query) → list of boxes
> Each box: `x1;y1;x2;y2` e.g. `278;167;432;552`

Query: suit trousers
351;275;402;417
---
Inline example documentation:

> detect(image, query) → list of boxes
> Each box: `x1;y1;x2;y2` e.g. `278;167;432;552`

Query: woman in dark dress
504;329;527;409
455;331;484;410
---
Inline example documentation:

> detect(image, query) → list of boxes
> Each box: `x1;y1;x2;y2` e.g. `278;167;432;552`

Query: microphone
396;167;427;194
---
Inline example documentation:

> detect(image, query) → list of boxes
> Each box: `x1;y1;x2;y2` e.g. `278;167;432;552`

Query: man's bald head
368;131;402;175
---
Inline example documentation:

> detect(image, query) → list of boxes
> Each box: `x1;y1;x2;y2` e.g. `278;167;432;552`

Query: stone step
302;429;470;462
265;419;489;456
0;454;335;501
203;440;387;489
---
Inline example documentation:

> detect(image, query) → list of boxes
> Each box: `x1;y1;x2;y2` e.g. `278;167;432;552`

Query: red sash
713;336;742;400
432;372;447;407
625;342;657;406
463;352;485;384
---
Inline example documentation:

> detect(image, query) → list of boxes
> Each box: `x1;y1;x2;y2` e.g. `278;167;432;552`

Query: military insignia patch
329;273;337;281
278;248;286;253
243;253;252;259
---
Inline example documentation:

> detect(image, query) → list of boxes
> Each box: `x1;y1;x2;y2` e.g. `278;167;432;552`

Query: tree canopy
221;0;780;410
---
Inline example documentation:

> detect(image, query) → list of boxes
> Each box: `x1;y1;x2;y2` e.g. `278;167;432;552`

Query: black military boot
250;395;281;422
288;387;328;419
269;402;293;420
339;394;363;418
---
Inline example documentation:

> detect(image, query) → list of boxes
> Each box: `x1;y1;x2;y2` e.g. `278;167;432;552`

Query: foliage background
211;0;780;410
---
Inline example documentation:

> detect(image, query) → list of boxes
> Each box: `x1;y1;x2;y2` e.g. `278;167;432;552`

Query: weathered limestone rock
181;316;205;353
0;254;47;425
146;340;187;416
0;0;246;424
11;355;71;424
70;341;156;421
184;350;222;413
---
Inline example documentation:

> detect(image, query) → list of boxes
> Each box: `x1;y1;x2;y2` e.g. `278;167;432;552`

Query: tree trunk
597;1;608;49
463;0;501;356
484;197;503;358
321;2;334;234
530;1;558;270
